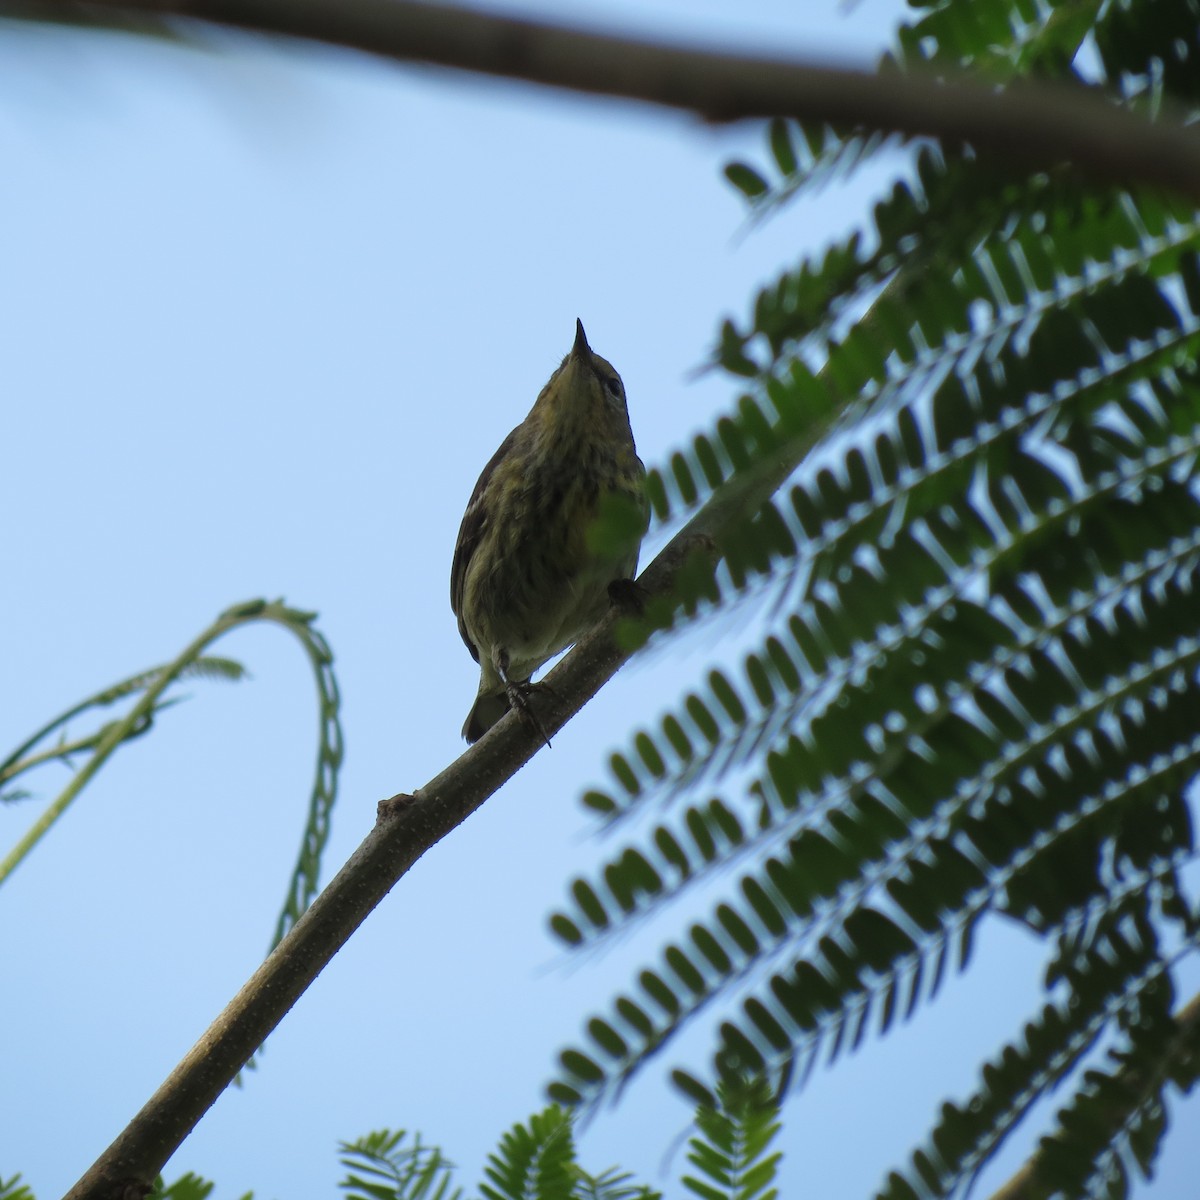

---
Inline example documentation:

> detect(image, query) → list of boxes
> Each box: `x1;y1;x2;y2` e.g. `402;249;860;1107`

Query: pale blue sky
3;3;1198;1198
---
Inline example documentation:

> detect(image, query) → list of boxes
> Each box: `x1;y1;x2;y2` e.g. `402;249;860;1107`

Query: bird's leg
494;648;552;748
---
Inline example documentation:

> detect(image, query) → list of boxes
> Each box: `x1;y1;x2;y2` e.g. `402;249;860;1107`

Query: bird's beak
570;318;590;360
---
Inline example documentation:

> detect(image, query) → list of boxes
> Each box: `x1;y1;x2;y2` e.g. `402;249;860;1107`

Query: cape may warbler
451;320;647;742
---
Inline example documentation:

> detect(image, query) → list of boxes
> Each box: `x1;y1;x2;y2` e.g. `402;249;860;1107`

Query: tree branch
61;531;725;1199
7;0;1200;202
62;296;821;1196
987;989;1200;1200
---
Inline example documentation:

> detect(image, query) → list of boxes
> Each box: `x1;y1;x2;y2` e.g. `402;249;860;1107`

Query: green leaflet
553;8;1200;1200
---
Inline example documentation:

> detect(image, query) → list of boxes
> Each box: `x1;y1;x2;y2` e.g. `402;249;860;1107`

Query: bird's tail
462;689;511;743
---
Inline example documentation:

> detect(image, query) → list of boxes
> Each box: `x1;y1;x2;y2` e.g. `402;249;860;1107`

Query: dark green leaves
555;7;1200;1199
683;1078;783;1200
723;163;769;200
340;1129;461;1200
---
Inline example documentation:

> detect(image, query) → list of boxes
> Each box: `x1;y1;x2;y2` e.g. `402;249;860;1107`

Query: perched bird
451;320;647;743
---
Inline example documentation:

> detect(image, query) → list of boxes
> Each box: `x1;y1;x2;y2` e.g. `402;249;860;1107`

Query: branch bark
62;537;735;1199
62;302;815;1199
6;0;1200;202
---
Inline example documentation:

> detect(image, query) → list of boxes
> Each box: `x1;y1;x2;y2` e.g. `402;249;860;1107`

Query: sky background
3;2;1198;1198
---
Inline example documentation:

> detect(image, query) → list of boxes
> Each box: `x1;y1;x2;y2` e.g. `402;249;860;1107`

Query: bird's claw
506;679;553;748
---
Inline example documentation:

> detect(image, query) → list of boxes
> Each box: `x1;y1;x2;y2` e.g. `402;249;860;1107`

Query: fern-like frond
0;601;343;976
553;14;1200;1198
339;1128;460;1200
556;332;1200;1107
595;269;1200;837
263;610;343;952
682;1077;783;1200
724;0;1104;225
893;0;1102;79
146;1174;218;1200
657;189;1200;539
1093;0;1200;110
1015;988;1200;1200
0;654;247;789
552;520;1200;1102
570;1166;662;1200
0;1176;36;1200
480;1108;578;1200
878;909;1198;1200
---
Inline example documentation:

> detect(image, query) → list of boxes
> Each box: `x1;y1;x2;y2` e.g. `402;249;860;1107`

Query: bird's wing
450;427;519;662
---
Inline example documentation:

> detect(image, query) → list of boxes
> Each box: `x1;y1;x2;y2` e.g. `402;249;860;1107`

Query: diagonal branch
60;320;815;1200
987;989;1200;1200
6;0;1200;202
60;539;723;1200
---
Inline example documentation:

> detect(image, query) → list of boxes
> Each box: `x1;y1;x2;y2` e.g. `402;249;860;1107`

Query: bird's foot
506;678;553;748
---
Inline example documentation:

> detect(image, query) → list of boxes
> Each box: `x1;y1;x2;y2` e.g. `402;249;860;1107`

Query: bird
450;319;647;743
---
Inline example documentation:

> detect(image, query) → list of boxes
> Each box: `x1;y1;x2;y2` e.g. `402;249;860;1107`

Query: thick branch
8;0;1200;202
